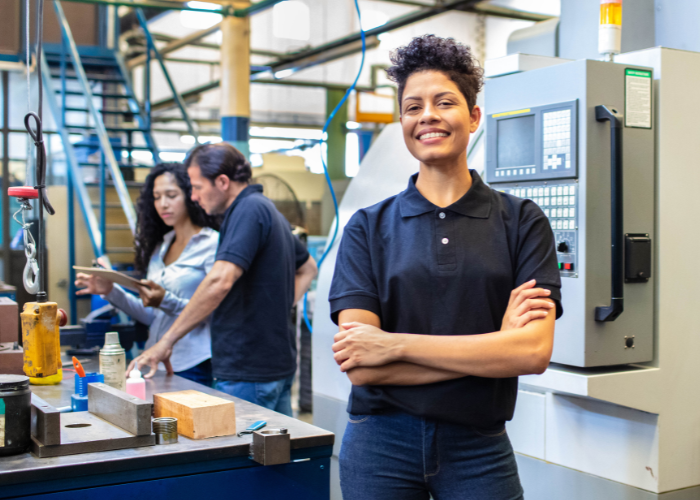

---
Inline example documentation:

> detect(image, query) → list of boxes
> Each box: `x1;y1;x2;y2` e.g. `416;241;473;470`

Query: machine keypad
543;109;572;171
503;182;578;277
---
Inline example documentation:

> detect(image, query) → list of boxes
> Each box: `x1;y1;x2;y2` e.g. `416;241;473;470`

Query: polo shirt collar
398;169;492;219
226;184;263;214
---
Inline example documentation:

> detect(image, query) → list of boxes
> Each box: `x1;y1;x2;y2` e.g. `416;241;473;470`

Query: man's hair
386;34;484;112
184;142;252;184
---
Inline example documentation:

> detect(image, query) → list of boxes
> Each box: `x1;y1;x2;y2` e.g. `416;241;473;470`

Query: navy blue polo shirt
212;184;309;382
329;170;562;427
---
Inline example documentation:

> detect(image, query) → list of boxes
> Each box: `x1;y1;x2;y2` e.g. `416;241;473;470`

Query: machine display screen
497;115;535;169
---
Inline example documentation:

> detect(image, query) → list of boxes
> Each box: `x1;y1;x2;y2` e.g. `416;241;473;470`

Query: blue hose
303;0;366;333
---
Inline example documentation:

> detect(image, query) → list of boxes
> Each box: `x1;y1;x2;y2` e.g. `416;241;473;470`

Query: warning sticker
625;68;652;128
0;399;5;448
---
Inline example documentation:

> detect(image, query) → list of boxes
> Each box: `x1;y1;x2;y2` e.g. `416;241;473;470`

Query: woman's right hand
501;280;555;331
75;272;113;296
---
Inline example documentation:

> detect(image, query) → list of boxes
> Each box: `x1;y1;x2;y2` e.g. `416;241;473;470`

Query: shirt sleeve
515;207;564;319
159;235;219;316
103;284;156;326
216;200;271;272
293;235;310;270
328;211;381;325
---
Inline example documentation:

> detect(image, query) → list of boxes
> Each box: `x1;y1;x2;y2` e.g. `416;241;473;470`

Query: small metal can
0;374;31;456
152;417;178;445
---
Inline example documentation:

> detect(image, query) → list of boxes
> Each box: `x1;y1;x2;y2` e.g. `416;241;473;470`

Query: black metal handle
595;105;624;322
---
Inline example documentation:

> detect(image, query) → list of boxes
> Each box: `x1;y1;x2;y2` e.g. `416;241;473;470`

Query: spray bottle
100;332;126;392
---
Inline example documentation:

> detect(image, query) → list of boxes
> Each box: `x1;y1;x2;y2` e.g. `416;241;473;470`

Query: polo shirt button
442;238;449;245
439;212;446;219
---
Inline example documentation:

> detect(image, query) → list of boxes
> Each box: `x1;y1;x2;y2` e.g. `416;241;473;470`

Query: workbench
0;358;334;500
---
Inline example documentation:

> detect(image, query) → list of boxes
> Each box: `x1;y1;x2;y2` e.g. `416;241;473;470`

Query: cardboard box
0;298;19;344
0;343;24;375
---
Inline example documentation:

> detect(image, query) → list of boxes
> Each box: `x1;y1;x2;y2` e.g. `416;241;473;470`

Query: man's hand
139;280;166;308
501;280;555;331
332;322;403;372
126;340;173;379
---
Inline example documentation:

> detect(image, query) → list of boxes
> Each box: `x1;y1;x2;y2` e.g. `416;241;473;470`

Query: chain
13;199;40;294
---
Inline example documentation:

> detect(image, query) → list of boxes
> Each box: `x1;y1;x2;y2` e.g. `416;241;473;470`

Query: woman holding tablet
329;35;562;499
75;163;219;386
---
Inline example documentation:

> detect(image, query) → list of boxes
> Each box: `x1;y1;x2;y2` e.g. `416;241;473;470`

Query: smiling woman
328;35;562;500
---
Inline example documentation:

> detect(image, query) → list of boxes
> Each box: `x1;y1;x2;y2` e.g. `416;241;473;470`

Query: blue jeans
175;359;213;388
339;411;523;500
214;375;294;417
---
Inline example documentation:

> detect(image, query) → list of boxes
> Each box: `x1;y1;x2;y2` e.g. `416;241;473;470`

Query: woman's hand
75;272;113;296
333;322;404;372
501;280;555;331
139;280;166;308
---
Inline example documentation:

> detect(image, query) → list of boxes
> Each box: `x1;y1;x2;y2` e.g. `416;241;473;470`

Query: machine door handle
594;105;624;322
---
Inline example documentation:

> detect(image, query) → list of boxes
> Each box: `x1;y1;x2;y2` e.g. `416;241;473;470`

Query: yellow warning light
599;0;623;60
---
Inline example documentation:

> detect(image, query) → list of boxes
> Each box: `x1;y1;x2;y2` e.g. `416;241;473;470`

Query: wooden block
154;390;236;439
0;298;18;344
0;343;24;375
31;394;61;446
30;412;155;458
88;382;152;436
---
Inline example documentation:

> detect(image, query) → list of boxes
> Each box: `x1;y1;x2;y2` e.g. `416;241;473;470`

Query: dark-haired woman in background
329;35;561;499
75;163;219;386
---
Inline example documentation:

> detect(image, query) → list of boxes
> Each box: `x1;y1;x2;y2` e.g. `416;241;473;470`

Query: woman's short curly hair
387;35;484;112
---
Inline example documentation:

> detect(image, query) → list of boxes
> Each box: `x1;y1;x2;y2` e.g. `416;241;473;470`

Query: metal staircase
43;1;198;320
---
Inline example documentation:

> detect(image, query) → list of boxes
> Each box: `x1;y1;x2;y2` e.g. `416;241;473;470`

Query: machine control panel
486;100;578;183
498;182;578;278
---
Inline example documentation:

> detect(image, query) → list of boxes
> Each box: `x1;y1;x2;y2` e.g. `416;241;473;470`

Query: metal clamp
249;428;290;466
13;199;40;294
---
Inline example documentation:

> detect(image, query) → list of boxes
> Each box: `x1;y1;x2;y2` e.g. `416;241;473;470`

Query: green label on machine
625;68;652;129
0;399;5;448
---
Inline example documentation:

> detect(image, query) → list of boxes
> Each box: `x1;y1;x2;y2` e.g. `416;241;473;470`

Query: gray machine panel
485;59;654;367
486;100;578;183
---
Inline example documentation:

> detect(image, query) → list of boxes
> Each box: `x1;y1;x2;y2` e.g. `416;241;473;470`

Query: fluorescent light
250;127;323;140
200;135;222;143
180;135;196;144
159;152;187;162
274;69;295;80
346;121;362;130
186;1;221;10
249;138;297;154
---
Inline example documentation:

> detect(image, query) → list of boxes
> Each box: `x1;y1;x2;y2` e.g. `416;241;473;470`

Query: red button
564;263;573;270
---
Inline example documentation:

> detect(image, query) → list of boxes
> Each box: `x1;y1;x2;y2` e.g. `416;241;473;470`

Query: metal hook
13;198;40;295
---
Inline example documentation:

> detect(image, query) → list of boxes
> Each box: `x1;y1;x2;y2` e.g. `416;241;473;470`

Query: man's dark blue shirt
212;184;309;382
329;170;562;427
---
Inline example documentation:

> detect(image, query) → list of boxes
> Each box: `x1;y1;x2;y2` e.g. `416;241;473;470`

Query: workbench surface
0;357;334;496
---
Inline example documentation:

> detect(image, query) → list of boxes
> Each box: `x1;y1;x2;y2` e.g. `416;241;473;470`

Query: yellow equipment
22;302;67;385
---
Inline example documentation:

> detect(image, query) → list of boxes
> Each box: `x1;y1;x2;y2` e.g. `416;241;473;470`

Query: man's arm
127;260;242;377
338;309;466;386
294;256;318;304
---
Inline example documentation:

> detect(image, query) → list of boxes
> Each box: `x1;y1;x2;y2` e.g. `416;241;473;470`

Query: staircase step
65;107;134;115
106;224;131;231
72;144;153;151
80;162;151;168
50;72;125;84
45;55;119;68
91;203;123;209
85;181;145;188
66;125;150;133
56;90;133;99
105;247;136;254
